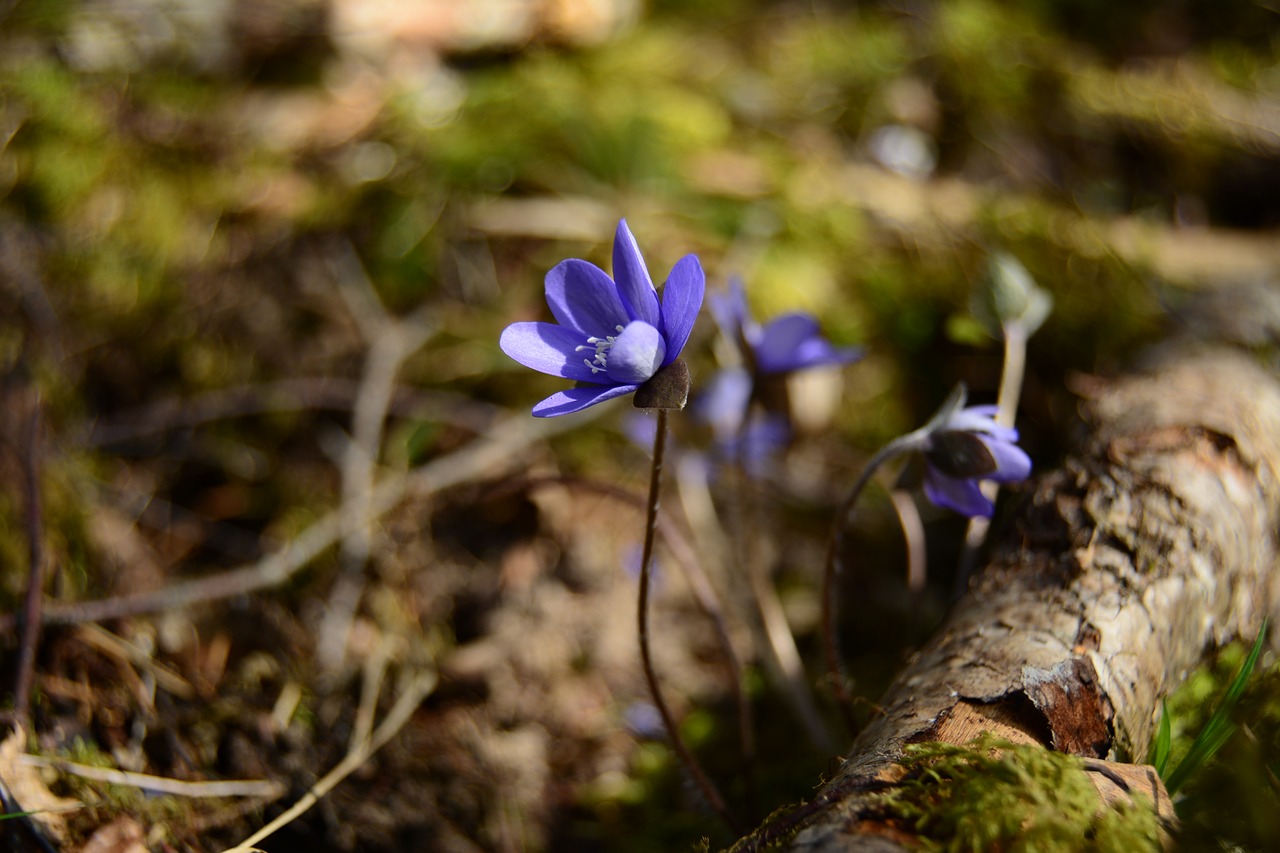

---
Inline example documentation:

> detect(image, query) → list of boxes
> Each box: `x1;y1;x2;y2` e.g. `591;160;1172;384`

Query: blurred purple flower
500;220;705;417
624;701;667;740
696;367;753;442
921;405;1031;518
693;280;860;474
695;367;790;475
710;279;862;375
623;542;662;589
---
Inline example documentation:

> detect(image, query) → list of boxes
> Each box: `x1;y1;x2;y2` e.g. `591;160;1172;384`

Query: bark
771;347;1280;851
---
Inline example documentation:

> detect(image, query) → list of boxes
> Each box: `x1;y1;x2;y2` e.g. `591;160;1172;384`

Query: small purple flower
695;367;790;475
921;404;1031;518
696;367;754;443
624;701;667;740
500;220;705;417
711;279;862;375
695;280;860;474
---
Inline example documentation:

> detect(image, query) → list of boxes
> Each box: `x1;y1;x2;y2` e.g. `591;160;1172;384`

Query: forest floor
2;1;1280;851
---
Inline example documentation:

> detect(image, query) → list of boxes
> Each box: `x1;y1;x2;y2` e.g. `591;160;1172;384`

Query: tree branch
772;348;1280;851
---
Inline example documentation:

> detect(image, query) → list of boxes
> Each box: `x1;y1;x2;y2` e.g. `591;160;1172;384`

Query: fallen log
749;347;1280;851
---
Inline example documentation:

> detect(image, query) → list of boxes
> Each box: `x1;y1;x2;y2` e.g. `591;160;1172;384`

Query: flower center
576;325;625;375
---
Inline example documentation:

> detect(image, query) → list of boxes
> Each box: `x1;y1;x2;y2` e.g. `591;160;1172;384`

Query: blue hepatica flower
711;279;862;376
500;220;705;417
696;280;861;472
920;404;1031;518
695;366;790;475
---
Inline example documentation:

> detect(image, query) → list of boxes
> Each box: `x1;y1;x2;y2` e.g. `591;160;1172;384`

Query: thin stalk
15;402;44;728
955;322;1027;589
513;470;755;817
725;456;834;757
637;410;738;834
821;436;917;736
670;458;760;816
889;488;927;596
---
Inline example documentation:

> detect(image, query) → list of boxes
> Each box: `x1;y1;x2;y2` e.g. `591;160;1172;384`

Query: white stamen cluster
576;324;625;374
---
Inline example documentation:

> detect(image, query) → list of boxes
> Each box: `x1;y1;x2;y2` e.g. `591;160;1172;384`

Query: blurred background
1;0;1279;850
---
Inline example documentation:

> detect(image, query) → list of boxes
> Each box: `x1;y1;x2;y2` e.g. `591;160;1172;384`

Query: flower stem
727;457;834;757
515;469;753;820
637;409;739;833
821;435;917;736
675;457;759;817
955;321;1028;590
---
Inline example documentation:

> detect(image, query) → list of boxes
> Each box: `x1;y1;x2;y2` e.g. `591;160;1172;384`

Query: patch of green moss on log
873;735;1159;852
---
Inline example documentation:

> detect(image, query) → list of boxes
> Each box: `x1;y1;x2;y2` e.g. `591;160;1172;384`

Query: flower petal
755;313;821;370
943;406;1017;441
544;259;630;338
659;254;705;365
710;278;751;341
531;383;640;417
729;412;791;478
980;436;1032;483
605;320;666;384
612;220;661;328
923;467;994;518
499;322;600;382
624;411;659;450
788;339;864;371
756;312;862;372
696;366;753;441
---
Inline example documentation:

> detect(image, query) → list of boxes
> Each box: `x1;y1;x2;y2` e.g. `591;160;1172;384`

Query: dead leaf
81;816;148;853
0;728;81;843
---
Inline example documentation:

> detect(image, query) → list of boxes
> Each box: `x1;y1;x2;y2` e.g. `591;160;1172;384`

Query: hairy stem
514;470;755;815
821;437;915;735
672;459;761;813
956;322;1028;588
723;457;833;757
637;409;738;833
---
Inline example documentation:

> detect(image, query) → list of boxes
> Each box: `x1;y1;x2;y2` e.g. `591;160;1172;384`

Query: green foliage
416;28;733;195
1145;625;1280;850
929;0;1059;114
1151;700;1173;777
876;735;1159;852
1159;620;1268;795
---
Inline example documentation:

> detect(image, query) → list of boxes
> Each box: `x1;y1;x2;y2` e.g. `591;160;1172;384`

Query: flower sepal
924;430;999;478
634;359;692;411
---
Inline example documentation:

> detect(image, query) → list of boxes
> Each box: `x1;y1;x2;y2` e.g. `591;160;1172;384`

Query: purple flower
695;367;790;475
500;220;705;417
921;405;1031;518
710;279;862;375
695;280;860;474
696;366;754;443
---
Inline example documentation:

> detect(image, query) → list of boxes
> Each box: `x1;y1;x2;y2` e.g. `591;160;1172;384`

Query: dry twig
17;755;284;800
219;667;438;853
317;241;435;672
0;405;600;633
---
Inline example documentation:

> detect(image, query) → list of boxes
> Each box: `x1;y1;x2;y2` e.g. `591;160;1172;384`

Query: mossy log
760;348;1280;851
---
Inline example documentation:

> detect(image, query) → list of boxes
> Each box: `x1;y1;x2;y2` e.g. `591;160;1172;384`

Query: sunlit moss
876;735;1160;852
930;0;1060;113
763;13;911;119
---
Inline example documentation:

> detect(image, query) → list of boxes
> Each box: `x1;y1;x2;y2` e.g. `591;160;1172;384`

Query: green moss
875;735;1160;852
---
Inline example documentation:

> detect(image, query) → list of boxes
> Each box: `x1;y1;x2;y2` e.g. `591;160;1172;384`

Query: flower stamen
576;324;626;374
